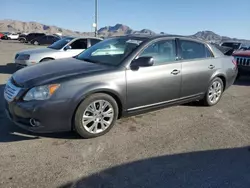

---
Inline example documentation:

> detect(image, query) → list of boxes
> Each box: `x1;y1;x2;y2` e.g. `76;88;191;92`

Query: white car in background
14;36;102;68
7;33;19;40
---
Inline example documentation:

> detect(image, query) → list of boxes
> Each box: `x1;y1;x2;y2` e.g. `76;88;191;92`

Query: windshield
221;42;241;50
48;37;74;50
75;37;144;65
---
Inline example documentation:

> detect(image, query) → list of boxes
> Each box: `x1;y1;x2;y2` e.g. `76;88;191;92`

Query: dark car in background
22;33;46;43
210;42;234;56
30;35;61;45
220;41;242;52
4;35;238;138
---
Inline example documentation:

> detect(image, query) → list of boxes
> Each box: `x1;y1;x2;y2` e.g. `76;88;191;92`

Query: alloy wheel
208;80;222;104
82;100;114;134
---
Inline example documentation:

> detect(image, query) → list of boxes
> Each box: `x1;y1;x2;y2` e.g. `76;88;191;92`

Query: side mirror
64;45;72;51
130;56;154;69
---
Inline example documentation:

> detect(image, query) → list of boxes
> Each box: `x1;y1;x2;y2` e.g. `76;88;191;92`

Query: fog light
30;118;40;127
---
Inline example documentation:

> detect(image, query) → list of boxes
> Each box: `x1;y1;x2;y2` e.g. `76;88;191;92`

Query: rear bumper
225;68;238;90
4;98;73;133
238;65;250;76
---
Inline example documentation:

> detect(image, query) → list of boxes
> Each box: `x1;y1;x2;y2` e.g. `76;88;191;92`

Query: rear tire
19;38;25;43
203;77;224;106
74;93;118;138
236;73;241;80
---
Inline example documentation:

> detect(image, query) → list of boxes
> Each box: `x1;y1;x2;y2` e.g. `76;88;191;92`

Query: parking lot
0;40;250;188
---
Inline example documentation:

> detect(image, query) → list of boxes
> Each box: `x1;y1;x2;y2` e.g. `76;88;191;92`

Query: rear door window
71;39;88;49
179;40;207;60
90;39;101;46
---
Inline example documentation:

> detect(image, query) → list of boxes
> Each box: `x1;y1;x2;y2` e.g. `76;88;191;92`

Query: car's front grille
4;79;21;102
235;56;250;66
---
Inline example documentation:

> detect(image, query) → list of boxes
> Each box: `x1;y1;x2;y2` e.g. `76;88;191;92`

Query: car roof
63;36;103;40
75;37;103;40
109;34;210;44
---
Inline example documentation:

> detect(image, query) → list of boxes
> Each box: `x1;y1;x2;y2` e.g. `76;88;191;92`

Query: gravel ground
0;40;250;188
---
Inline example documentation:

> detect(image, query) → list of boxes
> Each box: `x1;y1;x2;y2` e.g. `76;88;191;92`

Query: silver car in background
14;37;102;68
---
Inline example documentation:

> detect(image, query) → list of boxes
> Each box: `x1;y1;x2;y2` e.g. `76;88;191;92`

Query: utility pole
94;0;98;37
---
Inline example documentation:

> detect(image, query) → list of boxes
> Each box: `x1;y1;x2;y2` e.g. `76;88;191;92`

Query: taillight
232;58;237;67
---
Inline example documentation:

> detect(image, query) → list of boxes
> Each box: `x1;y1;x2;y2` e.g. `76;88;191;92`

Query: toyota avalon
4;34;238;138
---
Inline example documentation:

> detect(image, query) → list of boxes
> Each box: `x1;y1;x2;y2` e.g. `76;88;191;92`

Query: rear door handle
171;69;180;75
208;65;215;69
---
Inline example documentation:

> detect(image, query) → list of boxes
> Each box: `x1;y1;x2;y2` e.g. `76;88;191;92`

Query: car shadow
0;63;17;74
0;84;81;142
234;76;250;86
182;100;204;107
59;146;250;188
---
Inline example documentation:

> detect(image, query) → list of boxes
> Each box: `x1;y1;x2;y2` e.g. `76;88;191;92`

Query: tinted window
71;39;87;49
47;36;55;40
34;33;44;37
90;39;101;46
179;40;207;60
139;40;176;65
48;37;73;50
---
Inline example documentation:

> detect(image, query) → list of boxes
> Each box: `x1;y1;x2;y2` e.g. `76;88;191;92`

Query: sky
1;0;250;39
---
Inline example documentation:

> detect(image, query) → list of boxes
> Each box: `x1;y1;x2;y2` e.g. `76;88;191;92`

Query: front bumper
5;99;73;133
14;59;38;68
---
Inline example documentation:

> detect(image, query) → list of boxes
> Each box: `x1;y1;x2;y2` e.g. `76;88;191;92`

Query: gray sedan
14;37;102;67
5;34;238;138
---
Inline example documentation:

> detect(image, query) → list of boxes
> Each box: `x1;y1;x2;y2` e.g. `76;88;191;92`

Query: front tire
74;93;119;138
19;38;25;43
203;77;224;106
34;41;39;45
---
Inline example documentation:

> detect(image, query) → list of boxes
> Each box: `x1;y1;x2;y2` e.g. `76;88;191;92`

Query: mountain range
0;19;249;43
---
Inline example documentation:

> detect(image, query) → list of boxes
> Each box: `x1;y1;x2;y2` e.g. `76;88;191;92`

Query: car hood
233;50;250;57
17;47;57;55
12;58;112;87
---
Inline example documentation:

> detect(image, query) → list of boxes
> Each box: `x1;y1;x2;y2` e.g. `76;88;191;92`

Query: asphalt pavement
0;40;250;188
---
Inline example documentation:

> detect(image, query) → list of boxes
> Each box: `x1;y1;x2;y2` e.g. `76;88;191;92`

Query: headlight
23;84;60;101
18;54;30;60
15;54;19;59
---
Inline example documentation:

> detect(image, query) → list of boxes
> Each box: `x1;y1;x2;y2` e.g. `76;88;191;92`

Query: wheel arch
70;87;125;130
39;57;55;62
210;72;227;91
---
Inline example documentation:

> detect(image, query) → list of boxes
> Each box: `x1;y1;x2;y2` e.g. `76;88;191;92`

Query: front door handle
208;65;215;69
171;69;180;75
